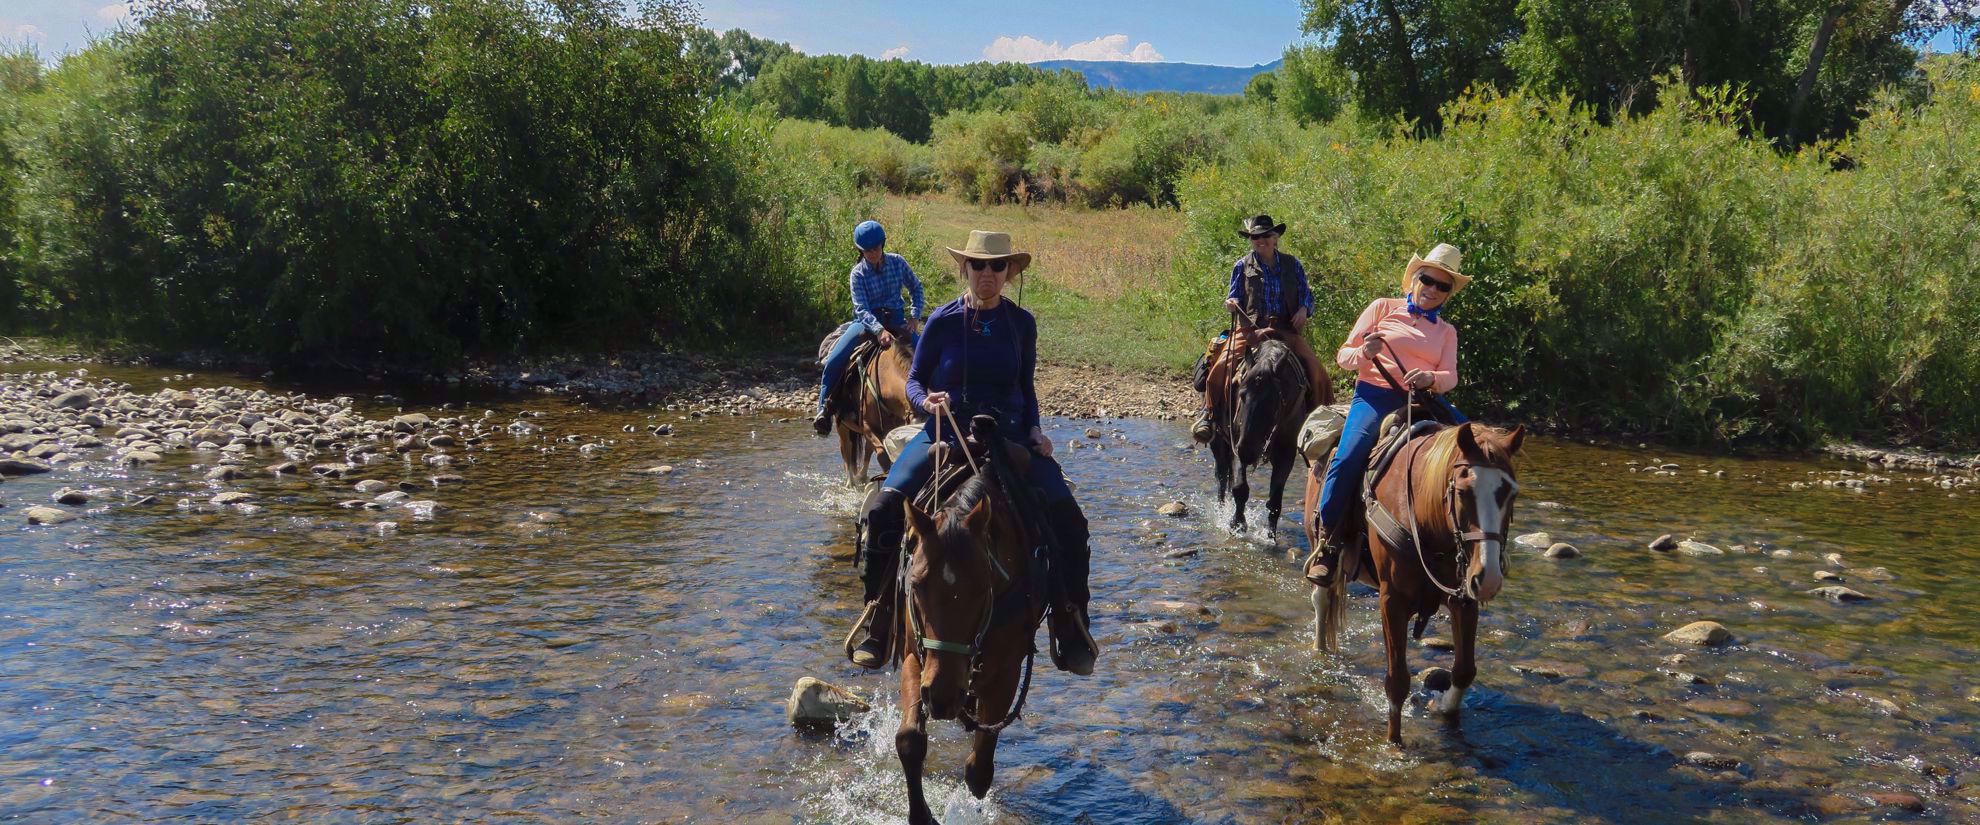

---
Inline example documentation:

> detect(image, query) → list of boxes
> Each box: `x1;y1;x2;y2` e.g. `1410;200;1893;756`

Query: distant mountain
1029;58;1283;95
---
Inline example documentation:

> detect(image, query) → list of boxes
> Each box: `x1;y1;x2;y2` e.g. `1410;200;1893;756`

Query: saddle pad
882;424;923;462
816;321;859;364
1296;404;1350;463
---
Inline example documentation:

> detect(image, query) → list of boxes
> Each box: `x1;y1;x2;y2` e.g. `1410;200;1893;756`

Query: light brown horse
834;336;915;487
892;465;1043;825
1307;421;1525;745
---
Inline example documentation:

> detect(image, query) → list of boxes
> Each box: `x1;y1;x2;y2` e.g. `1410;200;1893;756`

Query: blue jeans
817;324;867;411
883;427;1074;504
1316;382;1468;536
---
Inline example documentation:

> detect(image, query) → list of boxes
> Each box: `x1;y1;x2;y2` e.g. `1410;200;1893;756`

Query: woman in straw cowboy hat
1303;243;1472;586
848;230;1098;676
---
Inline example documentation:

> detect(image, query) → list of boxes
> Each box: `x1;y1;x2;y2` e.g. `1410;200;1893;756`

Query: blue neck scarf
1406;293;1442;324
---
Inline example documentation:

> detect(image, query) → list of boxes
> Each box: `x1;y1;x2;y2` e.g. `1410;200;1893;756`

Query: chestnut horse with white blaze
1307;421;1525;745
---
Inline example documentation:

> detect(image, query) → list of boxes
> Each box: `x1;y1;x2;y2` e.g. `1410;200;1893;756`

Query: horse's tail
1311;574;1348;654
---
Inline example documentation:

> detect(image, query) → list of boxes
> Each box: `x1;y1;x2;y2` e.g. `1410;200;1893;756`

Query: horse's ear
1501;425;1527;456
1455;421;1482;457
963;497;992;535
905;503;939;548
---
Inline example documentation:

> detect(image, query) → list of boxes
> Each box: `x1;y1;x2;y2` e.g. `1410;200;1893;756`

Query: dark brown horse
892;462;1043;825
1308;422;1525;745
1210;330;1319;537
834;336;915;487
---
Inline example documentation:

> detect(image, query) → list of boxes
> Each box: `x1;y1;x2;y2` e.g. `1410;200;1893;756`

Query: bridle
1402;449;1513;602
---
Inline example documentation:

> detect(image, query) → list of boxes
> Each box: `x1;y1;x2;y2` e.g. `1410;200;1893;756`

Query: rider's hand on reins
1030;426;1053;458
879;330;895;348
922;392;950;415
1358;331;1385;361
1403;369;1434;390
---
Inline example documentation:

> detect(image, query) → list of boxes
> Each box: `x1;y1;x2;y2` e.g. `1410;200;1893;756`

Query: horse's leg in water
1440;596;1479;726
1210;431;1234;504
1380;585;1412;745
1263;432;1298;539
838;424;863;488
1229;457;1252;532
896;653;936;825
963;630;1026;799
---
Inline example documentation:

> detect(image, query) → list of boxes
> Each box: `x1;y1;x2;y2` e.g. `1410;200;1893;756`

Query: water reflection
1;363;1976;823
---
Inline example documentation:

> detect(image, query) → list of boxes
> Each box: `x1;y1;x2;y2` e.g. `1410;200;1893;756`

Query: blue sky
3;1;1971;65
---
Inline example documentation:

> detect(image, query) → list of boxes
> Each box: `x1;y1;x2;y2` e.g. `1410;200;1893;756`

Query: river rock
353;480;391;494
1418;666;1453;693
426;434;458;448
786;677;870;730
1683;698;1758;717
123;450;162;464
1813;570;1844;582
1146;600;1212;617
0;458;53;475
1544;542;1580;559
1869;792;1926;813
1806;586;1870;602
1420;636;1455;651
1514;532;1551;548
51;488;90;505
210;491;253;506
265;461;298;475
1084;428;1102;439
1664;621;1734;647
52;389;96;410
1162;547;1199;560
390;413;431;433
430;473;466;485
1649;534;1678;552
1156;501;1188;517
374;491;410;505
637;466;675;476
1677;540;1724;556
1683;752;1742;771
203;466;239;482
1857;566;1895;581
25;506;76;525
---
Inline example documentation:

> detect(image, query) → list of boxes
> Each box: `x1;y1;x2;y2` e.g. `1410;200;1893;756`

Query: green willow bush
1173;69;1980;447
4;0;849;363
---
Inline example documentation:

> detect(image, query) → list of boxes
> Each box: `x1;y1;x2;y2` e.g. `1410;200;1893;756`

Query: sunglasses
1416;271;1454;293
967;259;1009;273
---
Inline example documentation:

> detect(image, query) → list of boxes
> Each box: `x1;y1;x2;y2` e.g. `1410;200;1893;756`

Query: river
1;362;1976;823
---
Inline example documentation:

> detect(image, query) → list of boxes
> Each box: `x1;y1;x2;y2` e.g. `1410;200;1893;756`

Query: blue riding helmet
853;220;885;251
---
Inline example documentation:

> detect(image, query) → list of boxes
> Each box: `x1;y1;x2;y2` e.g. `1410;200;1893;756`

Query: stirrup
1190;411;1215;444
843;599;889;670
1047;604;1098;676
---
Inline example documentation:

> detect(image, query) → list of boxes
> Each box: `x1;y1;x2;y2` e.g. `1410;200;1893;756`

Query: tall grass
1172;66;1980;447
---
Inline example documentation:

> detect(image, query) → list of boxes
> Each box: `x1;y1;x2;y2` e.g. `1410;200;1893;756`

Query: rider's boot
849;488;906;669
1303;532;1348;588
1044;499;1098;676
811;399;833;436
1190;404;1215;444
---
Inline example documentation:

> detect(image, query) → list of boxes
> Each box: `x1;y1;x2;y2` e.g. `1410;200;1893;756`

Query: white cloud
10;24;45;44
96;3;138;24
983;34;1165;64
880;45;909;60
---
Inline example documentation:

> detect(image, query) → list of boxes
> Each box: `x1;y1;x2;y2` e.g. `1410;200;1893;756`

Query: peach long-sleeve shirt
1334;298;1459;393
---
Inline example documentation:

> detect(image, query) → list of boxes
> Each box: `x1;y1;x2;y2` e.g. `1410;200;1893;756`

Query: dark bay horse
1211;331;1318;537
892;458;1044;825
834;336;915;487
1309;421;1524;744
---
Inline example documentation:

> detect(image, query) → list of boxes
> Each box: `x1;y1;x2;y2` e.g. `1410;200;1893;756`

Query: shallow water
2;362;1977;823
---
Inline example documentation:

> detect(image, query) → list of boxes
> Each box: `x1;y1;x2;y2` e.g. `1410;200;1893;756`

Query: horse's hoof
965;759;993;798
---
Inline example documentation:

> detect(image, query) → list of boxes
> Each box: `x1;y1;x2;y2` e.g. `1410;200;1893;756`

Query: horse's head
902;483;1002;721
1230;340;1307;465
1443;422;1526;603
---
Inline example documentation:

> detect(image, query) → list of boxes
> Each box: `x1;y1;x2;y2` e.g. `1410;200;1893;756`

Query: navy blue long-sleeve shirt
906;296;1039;438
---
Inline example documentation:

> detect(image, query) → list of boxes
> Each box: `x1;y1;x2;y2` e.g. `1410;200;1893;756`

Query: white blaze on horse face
1469;467;1514;602
941;561;958;586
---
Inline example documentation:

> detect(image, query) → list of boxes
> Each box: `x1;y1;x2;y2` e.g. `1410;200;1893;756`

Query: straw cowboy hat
1403;243;1471;295
1238;214;1287;238
946;230;1032;272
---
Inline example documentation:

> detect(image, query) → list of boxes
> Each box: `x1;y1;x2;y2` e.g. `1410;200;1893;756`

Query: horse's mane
935;470;997;550
1412;425;1519;529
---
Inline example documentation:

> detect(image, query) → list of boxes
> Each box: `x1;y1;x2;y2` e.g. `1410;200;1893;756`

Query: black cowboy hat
1238;214;1287;239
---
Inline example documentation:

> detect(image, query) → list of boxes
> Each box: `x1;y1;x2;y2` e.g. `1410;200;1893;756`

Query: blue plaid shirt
851;253;925;335
1227;252;1314;320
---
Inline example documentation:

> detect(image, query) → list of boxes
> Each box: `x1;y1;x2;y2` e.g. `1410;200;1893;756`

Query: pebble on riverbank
1648;534;1679;552
786;677;870;730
